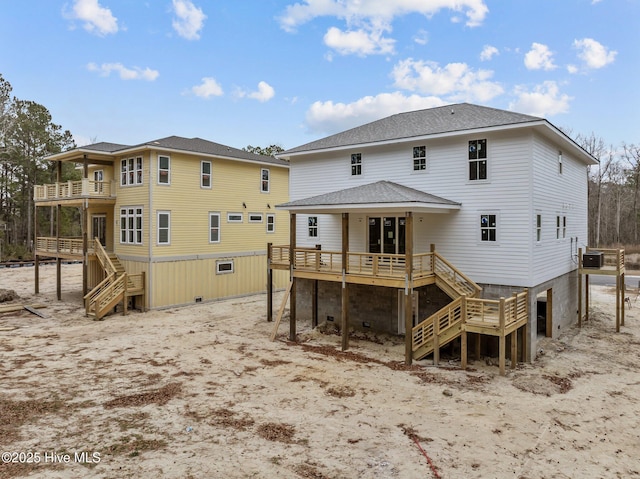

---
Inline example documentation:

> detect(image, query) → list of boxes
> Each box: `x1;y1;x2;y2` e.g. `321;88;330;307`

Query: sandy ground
0;263;639;479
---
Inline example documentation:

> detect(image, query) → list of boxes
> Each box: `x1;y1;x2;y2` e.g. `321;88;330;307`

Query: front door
92;215;107;247
369;217;381;253
93;170;103;193
368;216;406;254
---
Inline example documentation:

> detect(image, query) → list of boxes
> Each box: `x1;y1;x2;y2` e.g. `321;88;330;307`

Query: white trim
277;202;460;214
157;210;171;245
120;206;144;245
120;157;143;186
227;212;243;223
261;168;270;193
201;160;212;189
157;154;170;185
216;259;234;274
209;212;221;243
266;213;275;233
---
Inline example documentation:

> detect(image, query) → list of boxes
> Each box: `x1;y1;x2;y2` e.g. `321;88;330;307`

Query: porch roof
276;180;461;214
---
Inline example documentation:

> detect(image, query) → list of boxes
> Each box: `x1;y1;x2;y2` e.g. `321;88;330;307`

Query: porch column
578;248;583;327
56;204;61;300
404;212;414;365
289;214;297;342
341;212;349;351
82;201;88;295
267;242;273;322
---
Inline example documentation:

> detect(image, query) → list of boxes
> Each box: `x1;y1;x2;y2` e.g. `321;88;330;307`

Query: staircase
84;239;145;320
411;253;481;360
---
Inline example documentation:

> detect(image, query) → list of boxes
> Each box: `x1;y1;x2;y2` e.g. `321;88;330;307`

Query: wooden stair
85;239;145;320
412;255;481;361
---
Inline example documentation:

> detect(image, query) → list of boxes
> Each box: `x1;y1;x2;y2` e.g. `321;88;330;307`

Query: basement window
216;260;234;274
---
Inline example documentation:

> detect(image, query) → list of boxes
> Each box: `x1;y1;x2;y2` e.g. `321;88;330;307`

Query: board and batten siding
147;255;289;309
289;130;537;286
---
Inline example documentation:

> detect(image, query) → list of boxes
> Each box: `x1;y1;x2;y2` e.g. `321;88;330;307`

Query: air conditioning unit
583;251;604;268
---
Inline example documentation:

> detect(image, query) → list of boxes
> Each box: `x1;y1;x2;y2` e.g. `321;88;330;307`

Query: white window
261;168;270;193
121;157;143;186
227;213;243;223
209;213;220;243
563;216;567;238
249;213;263;223
558;151;563;174
308;216;318;237
266;214;275;233
158;155;170;185
556;216;561;239
351;153;362;176
93;169;103;193
201;161;212;188
469;139;487;181
216;260;234;274
157;211;170;245
536;214;542;242
413;146;426;171
480;213;496;242
120;207;143;245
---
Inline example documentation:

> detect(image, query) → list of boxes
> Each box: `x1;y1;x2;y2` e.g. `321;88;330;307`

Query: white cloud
87;62;159;81
279;0;489;32
509;81;572;117
413;29;429;46
305;92;446;135
566;64;579;74
65;0;118;36
172;0;206;40
524;43;556;71
236;81;276;102
573;38;617;69
189;77;224;98
391;58;503;102
323;26;395;56
480;45;498;61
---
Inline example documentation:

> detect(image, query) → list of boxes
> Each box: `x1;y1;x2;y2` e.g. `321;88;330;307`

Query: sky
0;0;638;151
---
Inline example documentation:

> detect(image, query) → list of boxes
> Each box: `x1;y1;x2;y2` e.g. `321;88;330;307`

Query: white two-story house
274;103;597;369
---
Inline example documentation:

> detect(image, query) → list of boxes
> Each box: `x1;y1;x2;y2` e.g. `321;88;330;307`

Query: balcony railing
34;179;115;202
36;237;94;257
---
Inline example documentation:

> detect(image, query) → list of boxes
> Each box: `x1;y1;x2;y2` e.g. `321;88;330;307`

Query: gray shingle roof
70;136;287;167
136;136;288;166
278;181;460;209
283;103;542;155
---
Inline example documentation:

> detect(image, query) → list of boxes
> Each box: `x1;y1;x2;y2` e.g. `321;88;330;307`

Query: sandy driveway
1;263;639;478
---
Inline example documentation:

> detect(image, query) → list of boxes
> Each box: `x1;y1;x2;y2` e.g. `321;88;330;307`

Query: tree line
0;72;637;260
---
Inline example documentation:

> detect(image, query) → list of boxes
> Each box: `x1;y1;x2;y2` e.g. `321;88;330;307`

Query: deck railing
34;179;115;201
36;237;92;256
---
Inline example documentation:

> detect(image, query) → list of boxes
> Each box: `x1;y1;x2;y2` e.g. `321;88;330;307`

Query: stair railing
93;237;117;276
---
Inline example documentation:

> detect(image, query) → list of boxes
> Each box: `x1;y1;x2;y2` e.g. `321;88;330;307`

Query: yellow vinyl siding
149;255;289;308
148;151;289;256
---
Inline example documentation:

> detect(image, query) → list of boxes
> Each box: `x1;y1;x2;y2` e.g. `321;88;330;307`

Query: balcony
35;237;95;259
34;179;116;204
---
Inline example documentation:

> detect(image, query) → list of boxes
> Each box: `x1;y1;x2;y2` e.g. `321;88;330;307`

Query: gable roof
277;180;460;214
282;103;542;156
45;135;288;167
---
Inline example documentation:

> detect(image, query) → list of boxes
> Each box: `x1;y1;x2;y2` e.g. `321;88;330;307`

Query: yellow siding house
34;136;289;317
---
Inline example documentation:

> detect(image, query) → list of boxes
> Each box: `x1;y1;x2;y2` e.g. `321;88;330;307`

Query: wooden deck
35;237;96;259
269;244;478;290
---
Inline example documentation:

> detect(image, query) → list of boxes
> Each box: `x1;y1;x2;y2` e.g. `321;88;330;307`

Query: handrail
34;179;114;201
434;252;481;297
84;272;115;314
412;295;463;353
93;274;126;319
93;237;117;276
